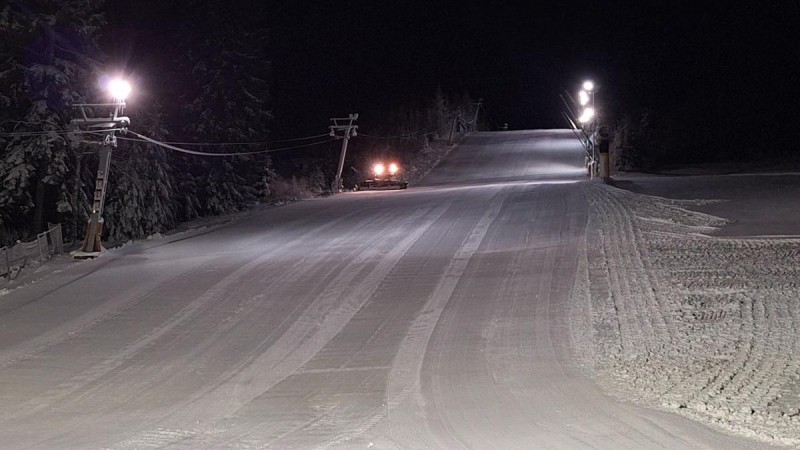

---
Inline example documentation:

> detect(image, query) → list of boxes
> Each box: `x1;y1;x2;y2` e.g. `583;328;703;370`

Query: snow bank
571;183;800;447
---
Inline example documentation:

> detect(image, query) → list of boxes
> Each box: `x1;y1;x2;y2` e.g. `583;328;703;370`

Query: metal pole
589;89;598;176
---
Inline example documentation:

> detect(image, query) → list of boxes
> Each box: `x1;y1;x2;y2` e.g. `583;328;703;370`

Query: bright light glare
578;90;589;106
373;163;385;176
388;163;398;174
578;107;595;123
108;79;131;100
582;80;594;91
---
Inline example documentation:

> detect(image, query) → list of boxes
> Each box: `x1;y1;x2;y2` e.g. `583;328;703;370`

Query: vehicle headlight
373;163;385;176
388;163;398;174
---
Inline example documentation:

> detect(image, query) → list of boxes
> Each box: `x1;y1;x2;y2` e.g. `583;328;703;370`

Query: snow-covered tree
0;0;104;244
174;15;273;216
103;105;177;241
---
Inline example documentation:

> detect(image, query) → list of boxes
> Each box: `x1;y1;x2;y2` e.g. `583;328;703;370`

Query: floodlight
578;107;595;123
582;80;594;92
108;79;131;100
579;90;589;106
373;163;385;176
388;163;398;174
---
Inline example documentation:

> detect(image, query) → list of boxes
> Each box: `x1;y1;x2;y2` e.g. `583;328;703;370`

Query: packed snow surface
571;182;800;447
0;130;793;448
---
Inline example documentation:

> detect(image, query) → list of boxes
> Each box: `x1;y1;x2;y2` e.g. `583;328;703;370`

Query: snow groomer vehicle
356;162;408;190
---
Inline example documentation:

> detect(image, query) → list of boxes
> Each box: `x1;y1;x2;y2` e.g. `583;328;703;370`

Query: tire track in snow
373;190;507;449
153;203;453;435
574;183;800;446
294;190;507;450
96;204;448;449
0;211;378;426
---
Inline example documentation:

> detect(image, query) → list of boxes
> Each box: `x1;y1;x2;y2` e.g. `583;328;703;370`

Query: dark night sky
107;1;800;148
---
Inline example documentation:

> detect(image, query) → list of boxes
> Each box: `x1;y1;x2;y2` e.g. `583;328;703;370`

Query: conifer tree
104;105;177;240
0;0;104;244
174;9;273;216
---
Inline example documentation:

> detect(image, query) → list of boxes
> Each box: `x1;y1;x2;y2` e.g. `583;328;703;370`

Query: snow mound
571;183;800;446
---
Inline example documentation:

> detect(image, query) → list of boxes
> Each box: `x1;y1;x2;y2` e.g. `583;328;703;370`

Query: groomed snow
0;131;793;448
570;180;800;447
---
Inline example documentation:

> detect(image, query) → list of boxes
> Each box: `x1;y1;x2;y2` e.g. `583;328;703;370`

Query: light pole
70;78;131;255
580;80;610;180
470;98;483;131
579;80;597;177
329;113;358;192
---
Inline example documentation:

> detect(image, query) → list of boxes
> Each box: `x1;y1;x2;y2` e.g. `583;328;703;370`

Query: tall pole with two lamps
577;80;597;176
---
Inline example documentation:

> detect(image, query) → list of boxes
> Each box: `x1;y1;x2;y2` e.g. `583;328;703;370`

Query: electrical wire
359;125;442;140
0;128;331;147
150;133;332;146
121;131;336;156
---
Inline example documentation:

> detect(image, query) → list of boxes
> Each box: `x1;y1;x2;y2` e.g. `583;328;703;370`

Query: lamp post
579;80;597;177
71;78;131;256
580;79;610;181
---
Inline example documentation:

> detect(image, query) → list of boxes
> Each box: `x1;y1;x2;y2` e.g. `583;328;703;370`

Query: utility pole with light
470;99;483;131
577;80;598;178
70;79;131;256
329;113;358;192
448;110;462;146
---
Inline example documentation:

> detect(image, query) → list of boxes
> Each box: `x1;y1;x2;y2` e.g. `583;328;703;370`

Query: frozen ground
0;130;793;448
571;172;800;447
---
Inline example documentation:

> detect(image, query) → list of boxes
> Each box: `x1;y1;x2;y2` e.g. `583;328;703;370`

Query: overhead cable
150;133;332;146
122;131;335;156
359;125;442;140
0;128;331;146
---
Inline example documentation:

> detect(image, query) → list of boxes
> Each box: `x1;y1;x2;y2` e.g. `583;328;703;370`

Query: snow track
573;183;800;446
0;130;781;448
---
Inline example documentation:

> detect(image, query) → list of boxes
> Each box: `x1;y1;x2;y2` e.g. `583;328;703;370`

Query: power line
359;125;442;140
151;133;332;146
121;131;336;156
0;128;331;146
